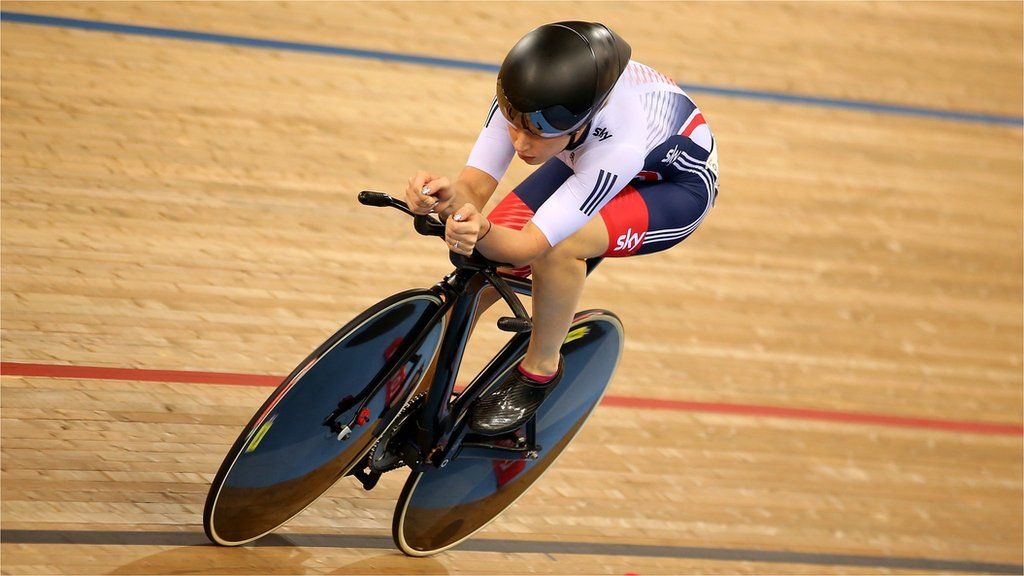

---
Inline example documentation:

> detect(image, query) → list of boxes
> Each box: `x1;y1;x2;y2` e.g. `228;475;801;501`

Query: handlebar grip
497;317;532;333
358;191;392;206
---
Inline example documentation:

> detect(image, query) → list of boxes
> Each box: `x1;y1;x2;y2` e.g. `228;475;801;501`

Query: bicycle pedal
351;467;381;491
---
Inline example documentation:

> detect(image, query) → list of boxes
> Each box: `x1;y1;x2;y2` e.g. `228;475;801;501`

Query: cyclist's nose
510;127;532;153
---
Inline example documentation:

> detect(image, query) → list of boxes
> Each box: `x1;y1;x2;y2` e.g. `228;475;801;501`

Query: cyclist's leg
607;177;713;258
525;174;713;374
485;159;604;375
486;148;713;375
467;223;601;433
521;216;606;375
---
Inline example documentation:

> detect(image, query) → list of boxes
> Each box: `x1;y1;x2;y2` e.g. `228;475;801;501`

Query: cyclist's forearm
450;179;489;212
476;222;549;268
440;167;498;219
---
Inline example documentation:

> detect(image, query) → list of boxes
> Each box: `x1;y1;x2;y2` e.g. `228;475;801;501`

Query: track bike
203;191;624;556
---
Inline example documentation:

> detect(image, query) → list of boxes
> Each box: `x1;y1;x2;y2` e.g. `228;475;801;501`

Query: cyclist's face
507;125;572;165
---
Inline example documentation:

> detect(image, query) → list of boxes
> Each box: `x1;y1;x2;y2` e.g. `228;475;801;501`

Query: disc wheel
392;310;624;556
204;290;445;546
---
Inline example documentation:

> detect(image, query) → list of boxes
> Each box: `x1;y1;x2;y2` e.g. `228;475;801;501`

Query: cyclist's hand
445;203;489;256
405;171;453;215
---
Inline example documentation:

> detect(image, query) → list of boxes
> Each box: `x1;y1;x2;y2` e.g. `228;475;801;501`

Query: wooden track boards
2;2;1021;574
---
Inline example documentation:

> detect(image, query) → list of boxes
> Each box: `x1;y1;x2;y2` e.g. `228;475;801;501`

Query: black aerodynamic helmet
496;21;631;138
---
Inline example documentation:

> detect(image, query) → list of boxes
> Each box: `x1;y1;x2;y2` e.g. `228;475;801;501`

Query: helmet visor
496;87;590;138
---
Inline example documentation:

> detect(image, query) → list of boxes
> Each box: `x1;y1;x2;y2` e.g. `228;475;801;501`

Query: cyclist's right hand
405;171;453;215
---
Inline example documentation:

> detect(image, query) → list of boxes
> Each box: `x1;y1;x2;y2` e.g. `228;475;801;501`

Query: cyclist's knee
531;236;588;272
538;219;608;265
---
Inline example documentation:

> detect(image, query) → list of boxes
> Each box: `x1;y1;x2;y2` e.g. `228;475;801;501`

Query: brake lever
414;215;446;238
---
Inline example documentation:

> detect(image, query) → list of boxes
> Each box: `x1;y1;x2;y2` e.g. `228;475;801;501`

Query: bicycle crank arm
348;463;382;491
433;413;543;468
445;441;542;465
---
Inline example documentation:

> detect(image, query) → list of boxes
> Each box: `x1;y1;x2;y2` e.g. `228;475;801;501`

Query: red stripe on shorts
598;185;649;257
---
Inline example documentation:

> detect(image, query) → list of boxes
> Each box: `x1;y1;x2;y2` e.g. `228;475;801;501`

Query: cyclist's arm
475;220;551;267
441;166;498;218
476;144;644;266
446;98;512;215
409;99;510;216
531;145;644;247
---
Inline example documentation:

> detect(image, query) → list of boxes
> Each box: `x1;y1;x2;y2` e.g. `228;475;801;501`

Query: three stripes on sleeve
579;170;619;216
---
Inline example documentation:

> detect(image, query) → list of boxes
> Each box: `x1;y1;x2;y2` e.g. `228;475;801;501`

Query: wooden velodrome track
1;1;1021;574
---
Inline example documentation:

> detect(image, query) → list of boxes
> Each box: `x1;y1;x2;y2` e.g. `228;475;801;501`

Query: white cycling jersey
467;60;716;246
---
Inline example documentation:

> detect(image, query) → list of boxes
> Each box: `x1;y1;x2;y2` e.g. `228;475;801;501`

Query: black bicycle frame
353;190;602;477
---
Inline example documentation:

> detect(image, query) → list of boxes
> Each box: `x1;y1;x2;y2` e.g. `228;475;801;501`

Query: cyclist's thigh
598;176;712;258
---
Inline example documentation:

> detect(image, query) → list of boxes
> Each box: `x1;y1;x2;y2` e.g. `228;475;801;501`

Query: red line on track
0;362;281;387
2;361;1021;436
599;396;1023;436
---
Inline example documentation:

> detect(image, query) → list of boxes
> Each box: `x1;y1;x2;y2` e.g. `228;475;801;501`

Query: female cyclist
403;21;719;435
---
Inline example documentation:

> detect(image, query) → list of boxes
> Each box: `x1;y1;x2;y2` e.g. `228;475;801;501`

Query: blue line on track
3;10;1022;128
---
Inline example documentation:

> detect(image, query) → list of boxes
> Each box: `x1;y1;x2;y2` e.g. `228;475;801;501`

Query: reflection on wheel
393;311;624;556
204;290;445;546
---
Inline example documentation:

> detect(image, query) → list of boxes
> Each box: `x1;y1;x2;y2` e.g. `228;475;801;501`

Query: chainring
369;393;426;473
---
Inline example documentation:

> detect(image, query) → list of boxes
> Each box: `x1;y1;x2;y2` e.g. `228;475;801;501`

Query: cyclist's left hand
445;203;489;256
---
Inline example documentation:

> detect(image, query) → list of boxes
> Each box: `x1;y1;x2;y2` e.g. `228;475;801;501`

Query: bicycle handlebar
358;190;517;266
358;191;447;238
358;190;533;331
357;190;396;208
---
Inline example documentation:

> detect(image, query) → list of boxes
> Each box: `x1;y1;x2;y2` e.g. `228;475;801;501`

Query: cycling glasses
496;84;593;138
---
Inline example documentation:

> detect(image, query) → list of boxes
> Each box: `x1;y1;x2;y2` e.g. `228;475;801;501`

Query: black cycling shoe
468;357;563;435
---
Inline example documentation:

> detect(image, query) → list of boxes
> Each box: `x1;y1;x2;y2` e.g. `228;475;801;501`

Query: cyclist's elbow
479;245;534;269
478;222;549;268
505;255;536;269
508;238;550;268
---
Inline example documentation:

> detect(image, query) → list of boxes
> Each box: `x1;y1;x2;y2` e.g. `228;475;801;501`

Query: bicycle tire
392;310;624;556
204;289;445;546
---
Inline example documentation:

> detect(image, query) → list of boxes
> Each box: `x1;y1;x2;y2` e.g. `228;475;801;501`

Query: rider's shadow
107;535;311;575
105;534;449;575
328;553;449;575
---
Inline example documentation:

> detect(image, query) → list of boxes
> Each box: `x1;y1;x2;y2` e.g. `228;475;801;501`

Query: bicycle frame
347;191;602;487
414;267;528;465
203;191;615;547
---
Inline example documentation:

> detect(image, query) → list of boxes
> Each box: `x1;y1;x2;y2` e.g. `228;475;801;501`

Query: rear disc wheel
392;311;624;556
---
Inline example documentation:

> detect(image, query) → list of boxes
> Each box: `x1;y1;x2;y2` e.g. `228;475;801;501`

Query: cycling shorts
488;140;716;276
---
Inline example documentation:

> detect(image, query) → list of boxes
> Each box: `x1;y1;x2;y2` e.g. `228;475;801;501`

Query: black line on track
2;529;1020;574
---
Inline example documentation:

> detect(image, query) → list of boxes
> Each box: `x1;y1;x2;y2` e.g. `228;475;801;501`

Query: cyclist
404;21;718;435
